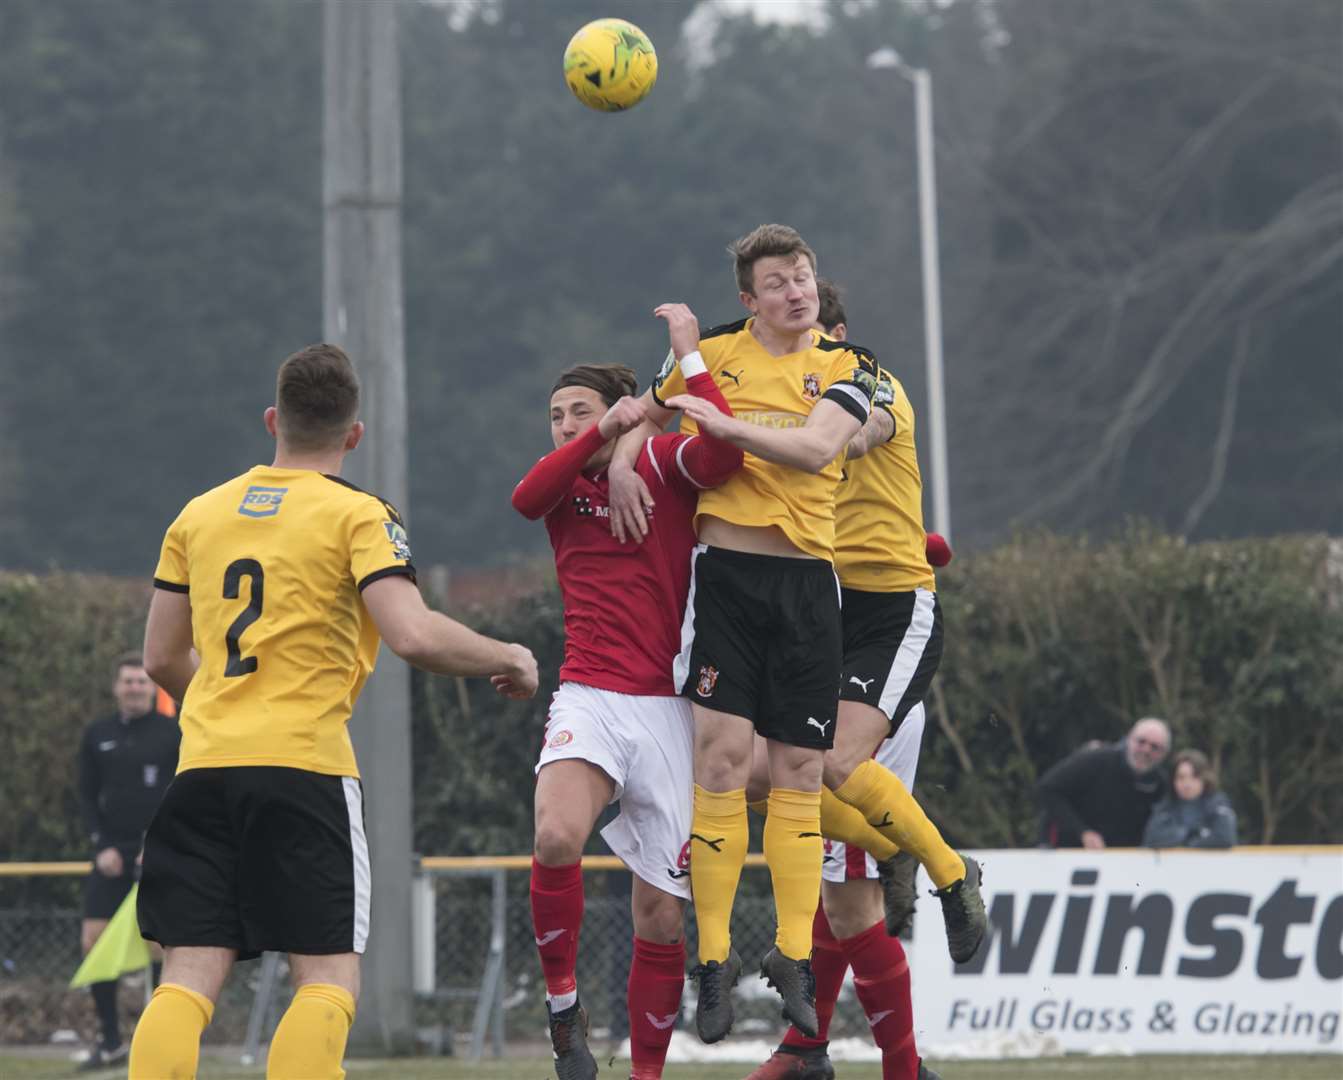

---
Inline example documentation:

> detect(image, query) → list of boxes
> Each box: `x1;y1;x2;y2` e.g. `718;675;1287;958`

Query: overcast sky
721;0;829;23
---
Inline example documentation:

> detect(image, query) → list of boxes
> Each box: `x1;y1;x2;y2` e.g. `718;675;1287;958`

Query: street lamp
866;47;951;545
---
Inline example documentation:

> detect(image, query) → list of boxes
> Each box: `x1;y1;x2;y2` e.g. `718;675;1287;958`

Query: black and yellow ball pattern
563;18;658;112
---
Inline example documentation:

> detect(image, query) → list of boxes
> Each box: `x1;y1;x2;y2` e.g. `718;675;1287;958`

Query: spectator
1037;717;1170;849
74;653;180;1070
1142;749;1238;849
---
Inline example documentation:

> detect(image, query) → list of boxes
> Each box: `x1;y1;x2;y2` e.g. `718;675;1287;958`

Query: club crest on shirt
548;729;574;749
667;839;691;880
802;372;821;400
384;521;412;561
696;665;719;698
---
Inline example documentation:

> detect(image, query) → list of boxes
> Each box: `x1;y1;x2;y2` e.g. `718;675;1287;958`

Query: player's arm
844;405;895;460
362;574;538;698
608;319;695;541
651;301;745;487
610;301;730;536
143;589;198;702
608;389;670;543
511;396;648;520
668;395;864;475
667;371;744;489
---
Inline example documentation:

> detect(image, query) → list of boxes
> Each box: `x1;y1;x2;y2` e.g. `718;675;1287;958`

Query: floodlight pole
322;0;414;1052
867;50;952;544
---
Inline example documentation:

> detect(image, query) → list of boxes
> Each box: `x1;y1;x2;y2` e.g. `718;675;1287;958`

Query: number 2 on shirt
223;558;264;677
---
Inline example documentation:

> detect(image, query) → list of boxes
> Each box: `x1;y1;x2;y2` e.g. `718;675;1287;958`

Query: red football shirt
512;373;740;696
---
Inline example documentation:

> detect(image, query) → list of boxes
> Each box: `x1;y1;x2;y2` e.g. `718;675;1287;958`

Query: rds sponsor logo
238;485;288;518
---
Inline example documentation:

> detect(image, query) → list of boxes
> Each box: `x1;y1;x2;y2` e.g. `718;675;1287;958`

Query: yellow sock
833;760;965;888
820;786;899;862
748;799;769;817
763;788;823;960
690;785;749;964
129;982;213;1080
267;982;355;1079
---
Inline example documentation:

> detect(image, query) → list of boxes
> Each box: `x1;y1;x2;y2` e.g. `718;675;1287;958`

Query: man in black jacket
1037;717;1170;849
75;653;180;1070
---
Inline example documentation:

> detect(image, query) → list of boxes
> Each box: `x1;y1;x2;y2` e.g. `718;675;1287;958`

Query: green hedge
0;572;153;862
918;527;1343;847
2;531;1339;878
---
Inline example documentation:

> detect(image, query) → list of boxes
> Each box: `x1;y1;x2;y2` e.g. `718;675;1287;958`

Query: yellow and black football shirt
651;318;876;561
152;466;416;777
835;369;936;592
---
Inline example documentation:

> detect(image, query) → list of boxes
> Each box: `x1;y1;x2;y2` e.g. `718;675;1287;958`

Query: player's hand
94;847;123;877
654;303;701;360
1081;830;1106;850
663;393;735;440
925;532;953;568
608;460;653;543
490;643;539;699
597;395;647;441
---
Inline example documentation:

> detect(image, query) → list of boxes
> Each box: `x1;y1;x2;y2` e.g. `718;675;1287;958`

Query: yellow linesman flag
70;884;150;988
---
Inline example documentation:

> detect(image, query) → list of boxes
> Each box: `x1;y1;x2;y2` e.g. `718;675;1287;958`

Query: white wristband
679;350;708;378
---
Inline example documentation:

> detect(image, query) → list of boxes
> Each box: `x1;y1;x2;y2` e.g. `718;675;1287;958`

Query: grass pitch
2;1051;1340;1079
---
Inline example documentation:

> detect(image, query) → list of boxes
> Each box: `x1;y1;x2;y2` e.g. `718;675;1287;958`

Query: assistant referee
75;651;179;1070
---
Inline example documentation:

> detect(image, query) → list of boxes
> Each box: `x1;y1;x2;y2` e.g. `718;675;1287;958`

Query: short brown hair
728;223;818;295
113;651;144;679
551;363;637;408
1171;749;1218;794
816;278;846;333
275;343;360;451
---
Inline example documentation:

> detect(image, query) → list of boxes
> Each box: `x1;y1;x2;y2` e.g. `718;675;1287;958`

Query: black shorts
83;851;137;920
675;546;843;749
839;586;943;736
138;767;370;961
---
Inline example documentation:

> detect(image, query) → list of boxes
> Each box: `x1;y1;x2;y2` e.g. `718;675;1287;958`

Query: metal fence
1;858;879;1059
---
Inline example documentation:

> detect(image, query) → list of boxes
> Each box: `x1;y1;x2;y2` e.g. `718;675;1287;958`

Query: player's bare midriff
697;515;817;559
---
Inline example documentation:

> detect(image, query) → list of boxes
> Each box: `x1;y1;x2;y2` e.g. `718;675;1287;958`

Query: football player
131;344;538;1080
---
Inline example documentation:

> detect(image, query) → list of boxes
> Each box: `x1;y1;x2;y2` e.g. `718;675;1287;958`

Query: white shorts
821;702;926;884
536;682;695;900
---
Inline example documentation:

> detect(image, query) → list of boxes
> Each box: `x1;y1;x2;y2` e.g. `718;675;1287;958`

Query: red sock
530;858;583;999
841;921;918;1080
779;906;848;1052
627;936;685;1080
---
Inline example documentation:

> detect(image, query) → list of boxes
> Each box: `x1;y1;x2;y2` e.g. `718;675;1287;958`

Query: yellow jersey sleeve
152;508;191;592
835;371;935;592
817;339;879;425
348;495;417;591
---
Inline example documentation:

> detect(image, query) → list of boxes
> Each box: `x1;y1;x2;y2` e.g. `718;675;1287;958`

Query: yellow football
563;18;657;112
